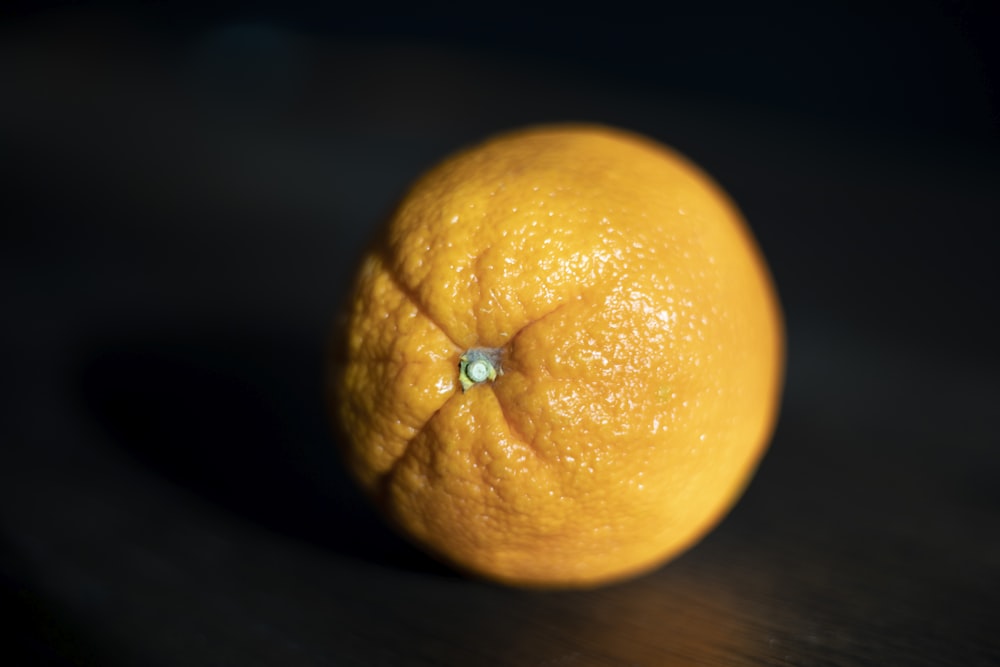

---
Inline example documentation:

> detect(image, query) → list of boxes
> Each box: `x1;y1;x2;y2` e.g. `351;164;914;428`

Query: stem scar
459;347;502;391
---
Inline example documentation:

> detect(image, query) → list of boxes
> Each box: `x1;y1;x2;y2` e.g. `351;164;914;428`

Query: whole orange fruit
331;124;783;588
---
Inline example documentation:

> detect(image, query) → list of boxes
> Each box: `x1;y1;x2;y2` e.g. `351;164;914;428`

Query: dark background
2;3;999;665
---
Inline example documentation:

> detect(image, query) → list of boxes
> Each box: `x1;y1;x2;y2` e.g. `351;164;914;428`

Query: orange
330;124;784;588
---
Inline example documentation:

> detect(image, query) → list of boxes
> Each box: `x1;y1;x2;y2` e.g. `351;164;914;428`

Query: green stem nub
459;348;501;392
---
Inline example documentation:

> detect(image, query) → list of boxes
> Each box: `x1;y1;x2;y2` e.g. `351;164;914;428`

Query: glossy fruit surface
332;125;784;587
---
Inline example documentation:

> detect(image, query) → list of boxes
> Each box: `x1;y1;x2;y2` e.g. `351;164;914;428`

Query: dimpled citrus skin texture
333;125;784;588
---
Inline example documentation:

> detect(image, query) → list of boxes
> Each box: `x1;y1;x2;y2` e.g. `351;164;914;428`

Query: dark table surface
3;7;999;666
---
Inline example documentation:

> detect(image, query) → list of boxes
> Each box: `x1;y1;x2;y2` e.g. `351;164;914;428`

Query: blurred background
2;3;998;665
